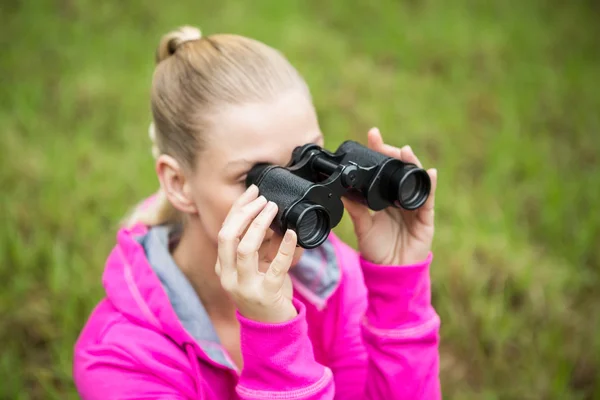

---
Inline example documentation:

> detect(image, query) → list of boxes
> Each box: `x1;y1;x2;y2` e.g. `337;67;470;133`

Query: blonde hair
123;25;308;228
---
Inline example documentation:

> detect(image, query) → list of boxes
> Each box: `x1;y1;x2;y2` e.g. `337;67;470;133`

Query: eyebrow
226;134;323;172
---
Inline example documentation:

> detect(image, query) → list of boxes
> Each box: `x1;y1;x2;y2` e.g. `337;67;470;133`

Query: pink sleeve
328;250;441;400
236;299;335;399
235;252;440;400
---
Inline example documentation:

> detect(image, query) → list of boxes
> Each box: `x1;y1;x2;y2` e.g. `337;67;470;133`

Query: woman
74;25;441;399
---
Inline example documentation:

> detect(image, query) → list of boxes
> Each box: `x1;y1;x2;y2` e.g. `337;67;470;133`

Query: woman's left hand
342;128;438;266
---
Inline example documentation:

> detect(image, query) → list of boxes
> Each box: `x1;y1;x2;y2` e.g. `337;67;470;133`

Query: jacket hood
102;223;186;341
101;222;342;369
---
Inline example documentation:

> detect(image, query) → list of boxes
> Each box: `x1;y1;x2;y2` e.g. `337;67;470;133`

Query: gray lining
137;225;234;369
289;238;341;301
137;225;341;369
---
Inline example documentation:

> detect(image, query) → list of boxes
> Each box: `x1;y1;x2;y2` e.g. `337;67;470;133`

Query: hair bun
156;25;202;64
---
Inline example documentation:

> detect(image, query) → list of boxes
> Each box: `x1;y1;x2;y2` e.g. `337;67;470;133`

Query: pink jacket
74;220;441;399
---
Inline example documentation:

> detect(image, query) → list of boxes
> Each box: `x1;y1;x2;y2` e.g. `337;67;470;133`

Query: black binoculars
245;140;431;249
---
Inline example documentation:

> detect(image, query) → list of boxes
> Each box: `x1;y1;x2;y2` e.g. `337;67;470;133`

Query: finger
401;145;423;168
341;197;373;238
263;230;297;293
367;127;404;160
214;259;222;277
418;168;437;226
222;185;260;228
236;201;279;284
218;195;268;282
367;127;385;151
382;143;403;160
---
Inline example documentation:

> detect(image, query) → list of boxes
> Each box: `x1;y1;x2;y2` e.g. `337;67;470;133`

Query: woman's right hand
215;185;299;324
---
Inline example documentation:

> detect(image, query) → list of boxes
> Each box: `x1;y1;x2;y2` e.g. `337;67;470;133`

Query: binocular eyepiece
246;140;431;249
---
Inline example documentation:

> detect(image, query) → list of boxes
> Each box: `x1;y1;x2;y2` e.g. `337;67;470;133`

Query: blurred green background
2;0;599;398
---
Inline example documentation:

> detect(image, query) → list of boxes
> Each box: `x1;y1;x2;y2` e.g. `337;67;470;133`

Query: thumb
263;230;297;293
341;198;373;238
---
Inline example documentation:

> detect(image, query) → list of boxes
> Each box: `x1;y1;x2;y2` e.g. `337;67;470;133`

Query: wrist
271;300;298;322
361;252;435;329
237;298;298;324
361;251;433;268
361;250;431;267
237;299;329;393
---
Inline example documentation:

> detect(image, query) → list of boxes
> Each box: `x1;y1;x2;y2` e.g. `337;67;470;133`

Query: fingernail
284;230;294;243
431;168;438;176
267;201;277;211
257;195;267;204
248;184;258;193
405;145;413;153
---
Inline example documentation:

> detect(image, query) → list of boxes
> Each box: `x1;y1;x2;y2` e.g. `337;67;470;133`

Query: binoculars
246;140;431;249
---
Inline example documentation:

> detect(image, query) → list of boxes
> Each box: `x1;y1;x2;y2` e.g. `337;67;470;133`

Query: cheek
194;181;246;240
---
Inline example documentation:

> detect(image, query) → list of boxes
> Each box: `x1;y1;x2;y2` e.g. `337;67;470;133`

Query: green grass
1;0;599;398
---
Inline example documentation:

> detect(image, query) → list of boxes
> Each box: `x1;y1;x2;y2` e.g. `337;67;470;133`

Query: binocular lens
298;209;319;241
287;202;330;249
400;173;418;203
393;167;431;210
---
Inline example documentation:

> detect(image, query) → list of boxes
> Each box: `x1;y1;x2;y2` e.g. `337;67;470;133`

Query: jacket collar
103;223;342;371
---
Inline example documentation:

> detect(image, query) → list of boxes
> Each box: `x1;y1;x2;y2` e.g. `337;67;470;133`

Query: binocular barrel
336;141;431;211
246;141;431;249
247;165;340;249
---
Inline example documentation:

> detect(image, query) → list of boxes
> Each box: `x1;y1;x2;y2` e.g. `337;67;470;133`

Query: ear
156;154;198;215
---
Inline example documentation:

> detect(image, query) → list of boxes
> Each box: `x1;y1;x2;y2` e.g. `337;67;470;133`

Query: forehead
203;91;322;166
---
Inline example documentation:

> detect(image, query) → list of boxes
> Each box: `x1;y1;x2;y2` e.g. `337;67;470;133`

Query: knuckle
278;246;292;257
270;264;282;276
240;203;255;215
251;218;267;231
271;255;291;274
236;244;255;259
220;278;236;292
218;229;234;245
